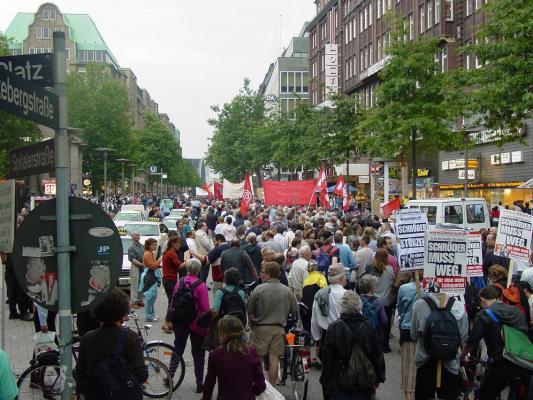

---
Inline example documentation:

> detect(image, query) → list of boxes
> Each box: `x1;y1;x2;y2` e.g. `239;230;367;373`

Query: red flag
333;175;345;197
203;183;213;200
315;165;330;209
213;182;224;201
381;197;401;217
240;173;253;215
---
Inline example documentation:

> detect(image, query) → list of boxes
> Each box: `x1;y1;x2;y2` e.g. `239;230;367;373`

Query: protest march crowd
2;187;533;400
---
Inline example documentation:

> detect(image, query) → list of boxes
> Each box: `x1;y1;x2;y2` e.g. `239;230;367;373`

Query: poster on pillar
395;209;428;271
423;229;468;295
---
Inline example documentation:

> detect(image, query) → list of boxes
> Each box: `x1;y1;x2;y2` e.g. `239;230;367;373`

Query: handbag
256;380;285;400
142;269;158;292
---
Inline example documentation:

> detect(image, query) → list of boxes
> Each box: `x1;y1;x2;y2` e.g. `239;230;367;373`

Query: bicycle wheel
278;346;291;385
464;383;479;400
17;362;63;399
145;341;185;391
143;356;172;399
290;353;308;400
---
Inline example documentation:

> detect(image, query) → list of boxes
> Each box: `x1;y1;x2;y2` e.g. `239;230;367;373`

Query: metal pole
121;162;125;194
53;31;74;400
464;132;468;198
1;257;5;349
411;128;417;200
103;152;108;201
132;168;135;201
160;170;163;196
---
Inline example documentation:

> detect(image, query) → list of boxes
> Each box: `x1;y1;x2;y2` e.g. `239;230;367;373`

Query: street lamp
115;158;129;194
128;163;137;201
94;147;114;201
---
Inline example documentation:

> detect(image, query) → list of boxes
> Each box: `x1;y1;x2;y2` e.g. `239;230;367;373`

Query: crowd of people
2;193;533;400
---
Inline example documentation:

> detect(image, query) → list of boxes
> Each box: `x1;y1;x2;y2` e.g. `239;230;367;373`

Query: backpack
361;296;378;328
219;286;247;326
301;283;321;321
422;297;461;361
485;308;533;371
315;246;336;274
92;329;143;400
493;283;528;316
337;320;377;391
171;278;202;325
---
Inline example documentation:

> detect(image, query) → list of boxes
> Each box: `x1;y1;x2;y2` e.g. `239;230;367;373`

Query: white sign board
495;209;533;263
0;180;16;252
423;229;468;294
395;209;428;271
467;232;483;277
324;44;338;97
44;183;56;195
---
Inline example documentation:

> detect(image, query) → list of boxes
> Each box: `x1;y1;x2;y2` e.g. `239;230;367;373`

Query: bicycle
277;327;310;400
127;310;185;392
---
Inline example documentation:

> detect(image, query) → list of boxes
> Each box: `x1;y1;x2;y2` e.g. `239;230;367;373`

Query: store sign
449;159;457;169
324;44;338;97
360;55;391;80
417;168;430;177
359;175;370;184
512;151;523;163
501;152;511;164
468;160;478;168
491;154;501;165
439;181;525;190
441;161;449;171
458;169;476;180
7;139;55;179
442;159;478;170
42;179;56;195
471;126;526;145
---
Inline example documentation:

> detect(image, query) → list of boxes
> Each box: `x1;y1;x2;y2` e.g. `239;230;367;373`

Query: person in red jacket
202;315;266;400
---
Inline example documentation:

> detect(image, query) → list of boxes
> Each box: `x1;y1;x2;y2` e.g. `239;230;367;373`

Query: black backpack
172;278;202;325
423;297;461;361
219;286;247;326
91;328;143;400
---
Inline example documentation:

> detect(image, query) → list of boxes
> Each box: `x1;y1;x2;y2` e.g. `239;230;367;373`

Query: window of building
280;72;288;92
377;38;382;59
29;47;36;54
465;40;472;69
466;0;472;15
360;49;364;71
475;0;482;10
475;38;481;68
321;53;325;71
352;18;356;39
10;49;21;56
360;10;364;32
435;0;441;22
335;8;339;27
302;72;309;92
36;27;43;39
43;10;50;20
88;50;95;61
345;59;349;80
369;4;373;26
43;27;50;39
369;43;373;65
444;205;463;224
444;0;453;21
428;0;433;28
66;48;71;60
467;204;485;223
441;46;447;72
419;4;425;33
377;0;382;18
288;72;295;92
408;13;414;40
50;10;56;20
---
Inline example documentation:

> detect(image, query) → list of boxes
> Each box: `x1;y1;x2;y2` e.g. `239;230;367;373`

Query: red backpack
493;283;526;314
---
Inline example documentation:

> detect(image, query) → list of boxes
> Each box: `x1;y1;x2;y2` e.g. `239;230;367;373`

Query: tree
363;16;460;198
0;34;41;178
206;79;267;182
67;63;134;189
460;0;533;134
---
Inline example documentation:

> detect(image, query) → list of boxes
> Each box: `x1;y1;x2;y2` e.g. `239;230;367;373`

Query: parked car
113;210;145;228
169;208;188;218
405;198;490;231
117;235;135;290
123;221;169;258
162;216;180;231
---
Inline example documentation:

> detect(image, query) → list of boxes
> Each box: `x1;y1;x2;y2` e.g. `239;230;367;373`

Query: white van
405;198;490;231
121;204;146;215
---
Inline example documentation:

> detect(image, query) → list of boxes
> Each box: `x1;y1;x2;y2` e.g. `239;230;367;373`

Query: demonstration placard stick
507;259;514;288
435;292;446;390
415;270;421;299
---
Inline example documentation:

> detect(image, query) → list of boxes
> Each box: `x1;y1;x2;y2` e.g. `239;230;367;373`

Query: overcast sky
1;1;316;158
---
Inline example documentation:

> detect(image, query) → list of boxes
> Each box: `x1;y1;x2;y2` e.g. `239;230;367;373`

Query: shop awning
517;179;533;189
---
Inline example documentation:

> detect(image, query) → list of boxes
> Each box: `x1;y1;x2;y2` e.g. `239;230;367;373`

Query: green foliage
67;63;134;187
364;15;460;160
460;0;533;134
0;34;40;178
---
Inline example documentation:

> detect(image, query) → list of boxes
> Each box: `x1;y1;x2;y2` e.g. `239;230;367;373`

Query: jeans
144;286;157;320
129;264;141;303
173;326;205;386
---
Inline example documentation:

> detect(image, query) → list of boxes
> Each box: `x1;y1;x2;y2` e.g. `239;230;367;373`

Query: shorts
250;325;285;356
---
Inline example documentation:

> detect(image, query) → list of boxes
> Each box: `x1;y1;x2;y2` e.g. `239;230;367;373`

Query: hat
321;230;334;242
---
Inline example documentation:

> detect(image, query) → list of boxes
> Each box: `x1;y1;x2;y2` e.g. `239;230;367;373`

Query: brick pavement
1;279;402;400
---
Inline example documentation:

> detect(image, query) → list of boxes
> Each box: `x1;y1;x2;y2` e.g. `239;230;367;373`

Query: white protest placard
495;209;533;263
0;180;16;253
467;232;484;277
423;229;468;295
395;209;428;271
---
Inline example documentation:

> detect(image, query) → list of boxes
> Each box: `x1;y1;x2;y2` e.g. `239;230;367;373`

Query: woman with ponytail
202;316;266;399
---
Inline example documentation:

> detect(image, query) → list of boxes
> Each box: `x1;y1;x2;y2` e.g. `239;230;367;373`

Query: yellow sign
468;160;478;168
417;168;430;177
439;181;524;190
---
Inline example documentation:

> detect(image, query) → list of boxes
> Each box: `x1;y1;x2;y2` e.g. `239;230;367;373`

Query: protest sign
495;209;533;263
423;229;468;295
395;209;428;271
467;232;483;277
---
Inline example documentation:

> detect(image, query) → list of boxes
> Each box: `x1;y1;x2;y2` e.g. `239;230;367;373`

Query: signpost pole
464;132;469;198
53;32;74;400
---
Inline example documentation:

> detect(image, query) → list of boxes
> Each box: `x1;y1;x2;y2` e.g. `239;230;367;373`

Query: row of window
465;0;485;16
28;47;71;60
280;72;309;94
280;98;302;116
77;50;106;62
360;44;374;72
42;10;57;21
35;26;65;39
358;83;377;109
359;4;373;33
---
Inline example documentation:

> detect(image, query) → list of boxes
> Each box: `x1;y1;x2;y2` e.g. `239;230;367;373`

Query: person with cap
241;232;263;276
311;263;347;344
166;258;209;394
313;231;340;275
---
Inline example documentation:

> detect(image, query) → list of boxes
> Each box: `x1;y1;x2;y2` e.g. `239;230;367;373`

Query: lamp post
94;147;114;201
116;158;129;194
128;163;137;201
137;168;146;193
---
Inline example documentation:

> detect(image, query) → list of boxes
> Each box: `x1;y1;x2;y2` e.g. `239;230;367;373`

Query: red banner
240;173;253;215
263;180;317;206
213;182;224;201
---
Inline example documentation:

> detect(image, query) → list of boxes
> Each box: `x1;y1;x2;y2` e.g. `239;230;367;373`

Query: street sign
149;166;158;174
13;197;122;313
7;139;55;178
0;68;59;129
0;180;16;253
0;53;53;87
